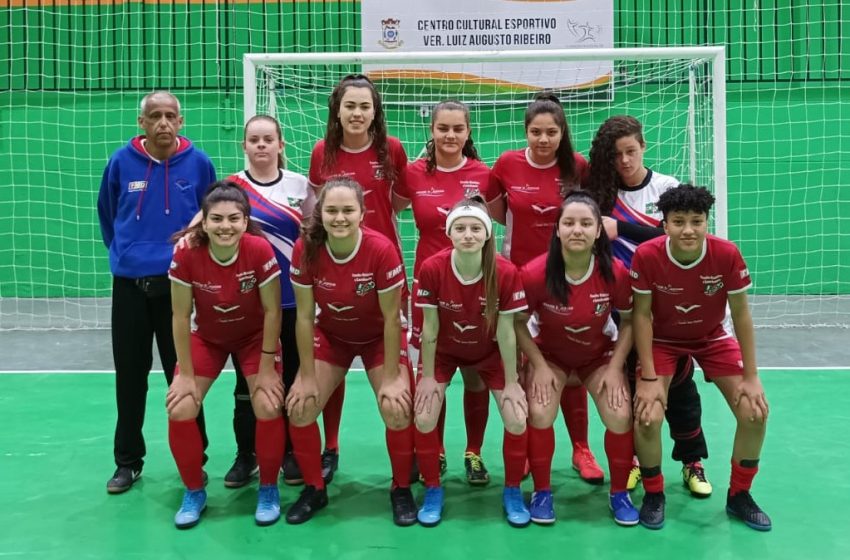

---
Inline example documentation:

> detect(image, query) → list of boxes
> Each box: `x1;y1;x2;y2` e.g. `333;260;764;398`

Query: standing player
166;181;285;528
516;192;638;526
413;197;530;528
395;100;493;485
585;115;712;497
223;115;314;487
630;184;770;531
97;91;215;494
308;74;409;483
484;92;603;484
285;178;417;526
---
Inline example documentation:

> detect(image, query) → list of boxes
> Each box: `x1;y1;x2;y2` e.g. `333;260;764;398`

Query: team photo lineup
98;76;771;532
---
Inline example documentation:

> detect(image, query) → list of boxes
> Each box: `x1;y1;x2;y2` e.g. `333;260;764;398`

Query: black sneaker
639;491;666;530
282;451;304;486
285;485;328;524
224;454;258;488
106;467;141;494
464;452;490;486
321;448;339;484
390;487;418;526
726;490;772;531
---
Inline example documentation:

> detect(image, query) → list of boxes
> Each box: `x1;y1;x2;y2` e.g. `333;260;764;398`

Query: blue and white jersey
610;169;678;268
229;169;314;309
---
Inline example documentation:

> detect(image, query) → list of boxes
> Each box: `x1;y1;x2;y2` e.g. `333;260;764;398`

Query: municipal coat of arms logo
378;18;403;49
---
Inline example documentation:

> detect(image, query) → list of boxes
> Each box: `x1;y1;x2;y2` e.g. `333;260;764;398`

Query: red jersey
290;227;405;344
521;254;632;361
308;137;408;251
397;157;490;279
630;234;751;344
415;248;527;363
484;148;588;267
169;233;281;347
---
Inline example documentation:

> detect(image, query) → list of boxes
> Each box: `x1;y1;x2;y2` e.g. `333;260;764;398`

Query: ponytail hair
172;180;264;245
448;195;498;333
544;190;614;306
425;99;480;173
525;91;578;195
300;177;366;267
244;114;285;169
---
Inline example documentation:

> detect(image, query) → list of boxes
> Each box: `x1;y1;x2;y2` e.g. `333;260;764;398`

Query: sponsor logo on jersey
213;304;241;314
513;290;525;301
371;161;384;180
460;180;481;198
510;184;539;194
701;275;724;296
594;302;609;316
192;281;221;293
542;302;571;316
740;268;749;279
239;278;257;293
128;180;147;192
645;202;658;215
386;264;403;280
263;258;277;272
327;302;355;313
290;265;301;276
169;261;178;270
417;186;446;198
355;280;376;297
438;300;464;312
564;325;591;334
655;283;683;295
674;303;701;314
417;288;431;299
629;269;639;279
287;197;303;209
315;278;336;291
452;321;478;333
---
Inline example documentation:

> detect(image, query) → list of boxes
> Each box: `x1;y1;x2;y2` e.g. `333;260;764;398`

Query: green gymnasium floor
1;370;847;560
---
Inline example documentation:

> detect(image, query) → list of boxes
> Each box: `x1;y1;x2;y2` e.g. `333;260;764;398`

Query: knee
528;401;556;430
634;409;664;434
289;403;321;427
502;407;528;435
168;398;199;422
414;408;440;433
733;401;768;428
251;393;281;421
605;405;633;433
380;402;412;431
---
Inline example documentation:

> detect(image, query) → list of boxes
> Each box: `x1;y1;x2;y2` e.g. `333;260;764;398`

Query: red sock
527;425;555;492
414;427;441;487
560;385;589;449
464;389;490;455
386;425;415;489
255;417;285;485
436;400;447;455
641;472;665;494
730;460;759;496
168;419;204;490
604;429;634;493
289;422;325;489
322;381;345;451
502;429;528;487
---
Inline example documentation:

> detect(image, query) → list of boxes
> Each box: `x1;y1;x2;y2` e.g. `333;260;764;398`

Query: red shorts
647;337;744;379
540;348;614;382
178;332;282;379
314;327;411;372
419;351;506;391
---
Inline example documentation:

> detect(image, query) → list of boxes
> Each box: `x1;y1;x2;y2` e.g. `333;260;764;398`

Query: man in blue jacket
98;91;216;493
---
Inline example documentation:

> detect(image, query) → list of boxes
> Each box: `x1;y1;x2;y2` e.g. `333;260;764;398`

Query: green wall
1;1;848;298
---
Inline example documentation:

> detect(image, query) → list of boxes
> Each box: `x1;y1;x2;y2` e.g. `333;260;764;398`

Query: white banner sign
361;0;614;90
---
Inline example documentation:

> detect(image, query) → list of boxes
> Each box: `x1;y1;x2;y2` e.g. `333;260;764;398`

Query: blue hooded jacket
97;135;216;278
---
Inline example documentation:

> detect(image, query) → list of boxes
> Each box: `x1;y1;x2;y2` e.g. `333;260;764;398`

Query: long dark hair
322;74;396;183
544;191;614;305
172;180;264;245
585;115;645;214
425;100;480;173
244;114;284;169
300;177;366;267
525;91;578;194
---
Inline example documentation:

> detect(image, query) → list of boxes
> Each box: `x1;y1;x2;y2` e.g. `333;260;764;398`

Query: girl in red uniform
166;181;285;529
395;100;493;485
517;191;639;526
285;178;418;526
308;75;409;481
484;92;603;484
413;197;530;528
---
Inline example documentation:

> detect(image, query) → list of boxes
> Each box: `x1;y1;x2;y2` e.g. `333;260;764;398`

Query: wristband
261;349;277;355
640;376;658;382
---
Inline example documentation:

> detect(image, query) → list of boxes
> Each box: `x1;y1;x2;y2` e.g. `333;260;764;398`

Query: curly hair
545;191;614;306
525;91;578;194
299;177;366;267
322;74;397;184
656;183;715;219
585;115;645;214
424;100;481;173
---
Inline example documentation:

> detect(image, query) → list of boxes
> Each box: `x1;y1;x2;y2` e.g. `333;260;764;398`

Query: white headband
445;205;493;239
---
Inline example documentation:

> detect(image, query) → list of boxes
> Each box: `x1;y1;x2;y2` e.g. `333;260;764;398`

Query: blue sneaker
529;490;555;524
174;489;207;529
502;487;531;528
609;491;639;526
255;484;281;526
417;486;444;527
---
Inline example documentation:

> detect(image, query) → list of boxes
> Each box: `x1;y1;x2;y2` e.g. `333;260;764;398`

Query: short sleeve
375;239;405;293
252;237;282;287
308;141;324;188
630;246;653;294
415;257;440;307
168;244;194;287
497;261;527;314
289;239;313;287
483;155;507;203
725;244;752;294
611;259;633;311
